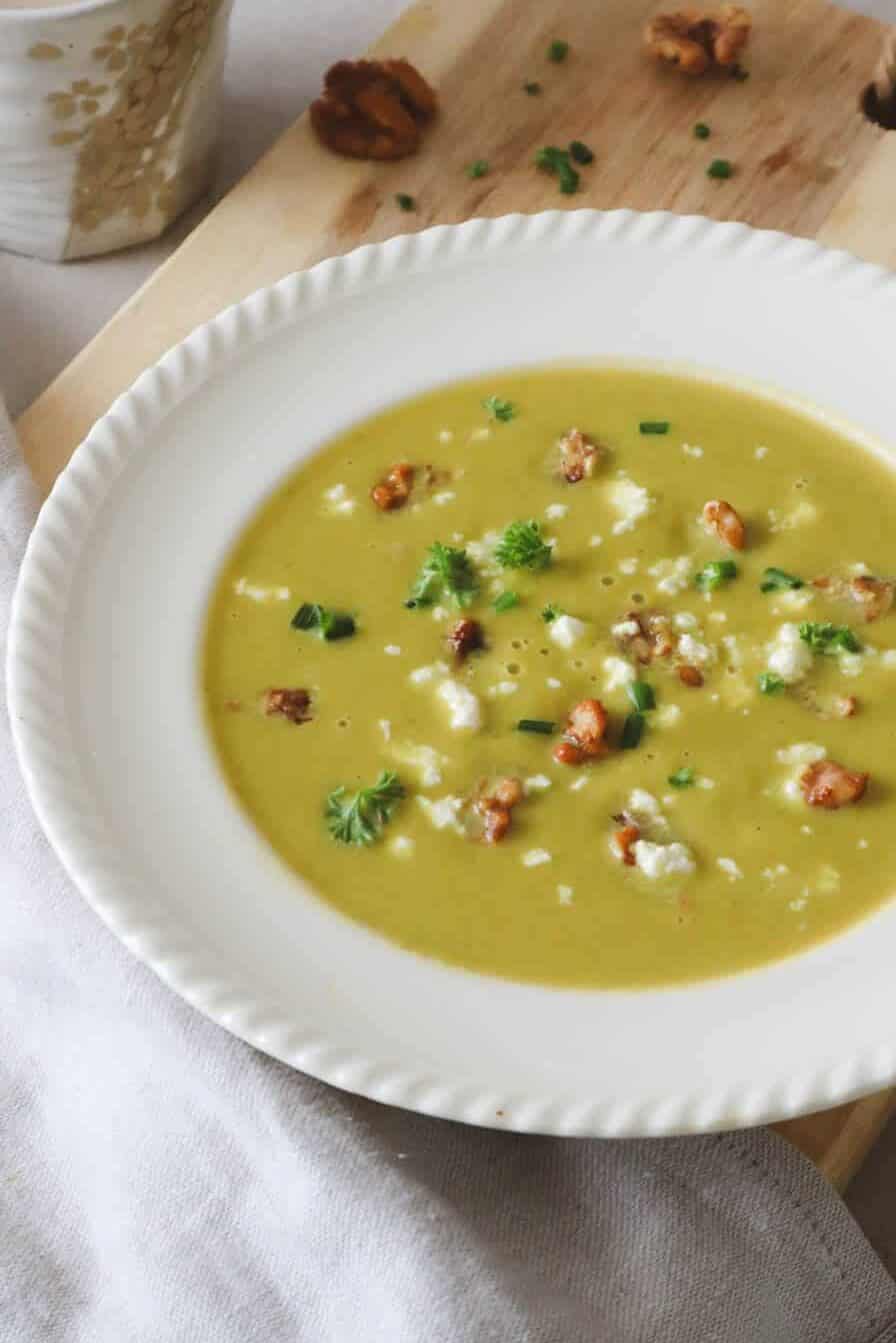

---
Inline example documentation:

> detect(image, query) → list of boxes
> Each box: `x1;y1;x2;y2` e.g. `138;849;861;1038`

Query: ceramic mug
0;0;234;261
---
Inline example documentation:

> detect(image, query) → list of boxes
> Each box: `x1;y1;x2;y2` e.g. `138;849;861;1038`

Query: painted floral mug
0;0;234;261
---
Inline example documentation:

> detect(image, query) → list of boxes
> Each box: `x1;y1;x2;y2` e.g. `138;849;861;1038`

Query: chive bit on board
707;158;733;180
694;122;711;139
547;39;569;62
523;80;542;95
534;145;580;195
395;193;416;211
466;159;490;179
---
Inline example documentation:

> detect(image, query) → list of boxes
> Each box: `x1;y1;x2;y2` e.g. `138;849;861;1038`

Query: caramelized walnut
264;688;312;724
813;574;895;623
611;822;641;866
559;428;600;483
645;6;751;75
614;610;675;665
310;58;438;160
678;664;704;688
371;462;414;510
475;776;524;844
702;498;746;550
448;618;484;663
800;759;868;809
553;698;609;766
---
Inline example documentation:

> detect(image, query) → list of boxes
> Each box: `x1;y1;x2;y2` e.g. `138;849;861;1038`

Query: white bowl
9;210;896;1135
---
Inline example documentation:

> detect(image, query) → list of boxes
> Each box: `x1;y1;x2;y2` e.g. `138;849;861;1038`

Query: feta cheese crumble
384;645;402;656
603;656;637;692
608;475;654;535
522;848;552;867
766;623;813;684
417;795;466;835
389;836;415;858
649;556;692;595
437;679;483;731
233;578;291;602
632;840;696;879
545;503;569;520
717;857;743;881
549;614;588;649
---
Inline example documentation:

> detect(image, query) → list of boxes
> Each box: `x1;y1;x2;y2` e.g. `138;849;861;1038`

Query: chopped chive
568;139;594;164
466;159;490;179
493;591;520;613
523;80;542;95
535;145;580;195
291;603;356;641
627;681;656;713
694;560;738;592
758;672;786;695
395;193;416;211
557;161;580;194
798;621;861;655
292;602;321;631
482;394;517;422
547;39;569;62
760;566;805;593
694;122;711;139
541;603;564;623
517;718;556;735
668;767;695;788
639;420;670;434
620;712;645;750
707;158;733;180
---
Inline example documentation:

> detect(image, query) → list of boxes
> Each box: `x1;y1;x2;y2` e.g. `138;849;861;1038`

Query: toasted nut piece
478;800;512;845
800;759;868;809
814;574;894;623
264;688;312;723
702;498;746;550
310;58;437;160
553;698;609;765
559;427;600;483
448;618;484;663
493;776;524;809
678;664;704;688
372;462;414;510
645;6;751;75
615;610;675;664
611;823;641;866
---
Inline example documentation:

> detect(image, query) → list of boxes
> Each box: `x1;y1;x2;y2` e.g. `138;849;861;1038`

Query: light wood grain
15;0;896;1186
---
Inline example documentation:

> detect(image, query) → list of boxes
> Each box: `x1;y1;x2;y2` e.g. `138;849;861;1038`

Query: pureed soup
203;367;896;988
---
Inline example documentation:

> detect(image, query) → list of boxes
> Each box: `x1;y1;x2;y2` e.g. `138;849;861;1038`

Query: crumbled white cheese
465;530;501;575
708;610;728;624
550;614;588;650
858;838;869;850
755;444;769;460
389;836;415;859
768;499;818;532
409;661;449;686
632;840;696;879
618;557;639;576
612;618;641;639
487;680;519;697
524;775;553;794
677;633;714;667
438;428;454;444
673;611;699;631
324;483;348;501
589;534;604;548
417;795;466;835
721;634;743;668
545;502;569;520
654;704;682;729
880;650;896;669
384;645;402;656
522;848;552;867
431;605;448;622
322;482;357;516
433;491;456;506
437;679;483;731
839;652;865;678
233;578;291;602
603;656;637;692
557;885;574;905
378;719;391;742
649;556;692;595
766;623;813;684
777;742;826;766
717;857;743;881
774;588;814;613
800;824;813;835
608;475;654;535
816;865;841;895
626;789;670;840
546;677;563;690
389;741;447;788
762;864;790;881
697;776;716;790
569;776;589;792
470;426;492;442
681;443;704;458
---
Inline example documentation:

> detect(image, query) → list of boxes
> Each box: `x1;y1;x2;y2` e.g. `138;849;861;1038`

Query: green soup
203;367;896;988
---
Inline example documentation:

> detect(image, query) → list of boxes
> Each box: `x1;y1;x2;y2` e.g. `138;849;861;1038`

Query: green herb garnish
466;159;490;179
620;712;645;750
493;591;520;613
547;39;569;62
395;193;416;211
639;420;670;434
707;158;733;180
627;681;656;713
407;542;478;609
798;621;861;655
523;80;542;95
482;395;517;422
694;122;711;139
758;672;786;695
760;567;805;593
534;145;580;195
325;771;404;846
694;560;738;592
495;519;553;571
568;139;594;164
517;718;556;735
668;767;696;788
291;603;356;641
541;603;564;623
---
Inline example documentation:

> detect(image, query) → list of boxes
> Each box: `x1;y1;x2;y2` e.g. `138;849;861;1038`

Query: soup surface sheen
204;368;896;987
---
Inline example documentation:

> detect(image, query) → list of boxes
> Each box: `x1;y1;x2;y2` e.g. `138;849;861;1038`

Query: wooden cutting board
16;0;896;1188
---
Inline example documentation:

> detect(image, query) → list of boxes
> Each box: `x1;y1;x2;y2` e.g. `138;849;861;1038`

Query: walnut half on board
310;58;438;160
644;6;752;75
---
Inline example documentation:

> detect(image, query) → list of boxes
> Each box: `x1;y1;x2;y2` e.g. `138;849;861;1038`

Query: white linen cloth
2;392;896;1340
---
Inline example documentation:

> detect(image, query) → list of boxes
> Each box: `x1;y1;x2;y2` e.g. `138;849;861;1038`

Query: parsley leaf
758;672;786;695
798;621;861;655
482;395;517;422
668;767;695;788
541;603;564;623
493;591;520;613
408;542;478;609
694;560;738;592
325;771;405;846
760;567;805;593
291;603;356;641
495;520;553;571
